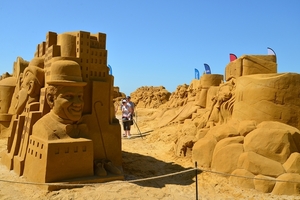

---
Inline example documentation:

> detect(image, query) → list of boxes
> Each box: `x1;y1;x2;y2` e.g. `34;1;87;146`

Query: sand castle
0;31;123;189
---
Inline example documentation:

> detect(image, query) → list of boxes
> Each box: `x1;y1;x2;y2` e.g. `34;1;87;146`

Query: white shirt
122;103;132;119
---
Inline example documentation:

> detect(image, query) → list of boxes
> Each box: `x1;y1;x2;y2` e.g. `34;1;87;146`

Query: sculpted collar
49;111;77;125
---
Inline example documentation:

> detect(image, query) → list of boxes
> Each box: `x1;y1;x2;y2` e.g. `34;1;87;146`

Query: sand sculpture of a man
15;59;44;115
31;59;121;176
32;59;87;140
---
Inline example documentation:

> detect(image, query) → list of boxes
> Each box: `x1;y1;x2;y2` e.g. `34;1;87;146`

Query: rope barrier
126;168;195;183
0;166;300;187
0;168;196;187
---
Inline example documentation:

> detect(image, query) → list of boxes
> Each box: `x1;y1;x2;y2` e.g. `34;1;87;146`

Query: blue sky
0;1;299;95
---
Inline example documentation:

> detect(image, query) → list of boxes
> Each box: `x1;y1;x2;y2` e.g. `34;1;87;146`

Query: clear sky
0;1;299;96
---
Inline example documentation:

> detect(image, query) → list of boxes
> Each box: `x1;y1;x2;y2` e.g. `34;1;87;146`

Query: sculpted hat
47;60;87;86
23;65;45;87
22;57;45;87
28;57;44;69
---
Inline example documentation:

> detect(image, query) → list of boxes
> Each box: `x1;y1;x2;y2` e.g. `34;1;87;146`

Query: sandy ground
0;108;299;200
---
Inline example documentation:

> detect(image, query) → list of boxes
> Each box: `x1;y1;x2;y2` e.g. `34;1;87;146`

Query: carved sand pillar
0;77;16;136
57;33;76;57
196;74;223;108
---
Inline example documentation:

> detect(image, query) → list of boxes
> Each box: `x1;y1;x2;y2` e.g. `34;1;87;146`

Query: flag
194;68;200;80
204;63;211;74
229;53;237;62
108;64;112;75
267;47;276;56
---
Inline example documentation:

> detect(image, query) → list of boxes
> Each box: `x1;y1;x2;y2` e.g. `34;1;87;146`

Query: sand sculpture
131;86;171;109
155;54;300;195
133;75;223;128
0;31;123;189
0;57;29;137
1;30;299;195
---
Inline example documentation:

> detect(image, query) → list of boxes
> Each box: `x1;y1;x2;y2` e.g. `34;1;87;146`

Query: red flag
230;53;237;62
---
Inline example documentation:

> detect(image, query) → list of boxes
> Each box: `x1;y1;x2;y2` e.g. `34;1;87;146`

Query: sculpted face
21;70;35;89
15;71;35;114
52;86;84;122
217;84;233;102
179;87;186;98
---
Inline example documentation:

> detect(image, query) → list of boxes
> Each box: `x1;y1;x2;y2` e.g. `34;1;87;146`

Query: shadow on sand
121;150;201;188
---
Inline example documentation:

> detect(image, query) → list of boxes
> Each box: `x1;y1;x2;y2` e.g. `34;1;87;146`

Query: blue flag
194;68;200;80
108;64;112;75
204;63;211;74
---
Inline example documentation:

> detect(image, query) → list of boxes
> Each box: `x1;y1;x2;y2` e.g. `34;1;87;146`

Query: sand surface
0;108;298;199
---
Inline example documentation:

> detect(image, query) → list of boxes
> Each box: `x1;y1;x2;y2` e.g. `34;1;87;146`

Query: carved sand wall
225;54;277;81
233;73;300;130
